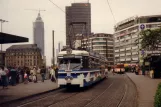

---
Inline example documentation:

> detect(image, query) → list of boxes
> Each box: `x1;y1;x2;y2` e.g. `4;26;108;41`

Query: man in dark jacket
40;66;46;82
10;67;17;86
55;66;58;79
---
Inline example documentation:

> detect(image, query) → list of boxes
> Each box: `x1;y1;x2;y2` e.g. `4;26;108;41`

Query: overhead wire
106;0;116;24
48;0;84;47
48;0;65;13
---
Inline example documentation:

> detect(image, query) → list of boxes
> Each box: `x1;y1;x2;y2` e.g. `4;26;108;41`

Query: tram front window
59;58;81;70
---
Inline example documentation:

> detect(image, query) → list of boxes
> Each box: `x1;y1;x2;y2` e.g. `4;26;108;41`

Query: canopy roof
0;32;28;44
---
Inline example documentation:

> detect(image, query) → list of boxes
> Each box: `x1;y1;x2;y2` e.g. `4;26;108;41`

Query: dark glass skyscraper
66;3;91;46
33;13;44;56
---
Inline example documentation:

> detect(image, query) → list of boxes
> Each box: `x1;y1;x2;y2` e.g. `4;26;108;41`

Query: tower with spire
33;12;45;56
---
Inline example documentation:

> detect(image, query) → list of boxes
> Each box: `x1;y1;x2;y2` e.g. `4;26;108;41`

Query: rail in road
1;74;137;107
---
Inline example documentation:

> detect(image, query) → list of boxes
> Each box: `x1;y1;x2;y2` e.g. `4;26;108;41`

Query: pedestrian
40;66;46;82
55;66;59;79
31;67;37;83
50;66;56;82
10;67;17;86
20;67;25;83
112;68;115;75
0;66;8;89
24;72;28;84
48;67;51;79
16;67;20;84
105;67;108;78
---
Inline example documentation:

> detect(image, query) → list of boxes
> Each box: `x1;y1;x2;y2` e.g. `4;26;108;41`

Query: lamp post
0;19;8;51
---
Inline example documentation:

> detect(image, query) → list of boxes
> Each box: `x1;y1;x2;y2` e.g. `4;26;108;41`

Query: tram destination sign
63;54;75;58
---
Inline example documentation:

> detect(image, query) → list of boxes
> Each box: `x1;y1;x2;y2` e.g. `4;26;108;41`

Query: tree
136;28;161;52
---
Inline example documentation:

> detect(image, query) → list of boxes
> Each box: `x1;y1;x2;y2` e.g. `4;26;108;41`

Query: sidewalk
0;80;58;104
127;73;161;107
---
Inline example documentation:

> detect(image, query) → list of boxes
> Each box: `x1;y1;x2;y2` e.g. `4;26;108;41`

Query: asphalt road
2;73;138;107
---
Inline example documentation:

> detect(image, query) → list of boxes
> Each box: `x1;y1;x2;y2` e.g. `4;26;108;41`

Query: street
1;73;137;107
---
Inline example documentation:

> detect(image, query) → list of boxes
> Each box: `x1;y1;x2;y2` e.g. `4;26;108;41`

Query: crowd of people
0;65;58;89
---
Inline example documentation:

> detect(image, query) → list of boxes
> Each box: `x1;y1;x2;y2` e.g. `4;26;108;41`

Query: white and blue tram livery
57;49;107;88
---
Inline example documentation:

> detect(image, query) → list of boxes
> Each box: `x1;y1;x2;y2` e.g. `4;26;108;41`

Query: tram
57;48;107;88
114;64;125;74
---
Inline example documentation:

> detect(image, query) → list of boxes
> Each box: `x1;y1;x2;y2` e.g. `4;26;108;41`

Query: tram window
59;58;81;64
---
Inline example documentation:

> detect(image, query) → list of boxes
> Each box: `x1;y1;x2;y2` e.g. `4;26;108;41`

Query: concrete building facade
82;33;114;66
5;44;42;68
66;3;91;47
33;13;45;56
114;15;161;65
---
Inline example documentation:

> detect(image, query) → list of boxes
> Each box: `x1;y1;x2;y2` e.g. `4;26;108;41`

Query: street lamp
0;19;9;51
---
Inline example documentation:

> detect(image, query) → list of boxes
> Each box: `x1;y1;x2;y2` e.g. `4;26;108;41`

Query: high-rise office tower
33;12;45;56
66;3;91;47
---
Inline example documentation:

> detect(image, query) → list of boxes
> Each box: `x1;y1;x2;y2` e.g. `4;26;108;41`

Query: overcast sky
1;0;161;65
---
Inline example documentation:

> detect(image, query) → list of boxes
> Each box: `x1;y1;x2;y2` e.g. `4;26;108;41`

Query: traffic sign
140;24;145;30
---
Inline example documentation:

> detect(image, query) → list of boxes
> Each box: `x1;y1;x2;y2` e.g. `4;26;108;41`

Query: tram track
83;82;114;107
49;77;114;107
83;75;126;107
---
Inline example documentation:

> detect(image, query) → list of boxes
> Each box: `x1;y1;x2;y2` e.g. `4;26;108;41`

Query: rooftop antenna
25;9;46;14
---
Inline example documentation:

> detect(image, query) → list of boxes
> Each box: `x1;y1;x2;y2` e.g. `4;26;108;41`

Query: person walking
105;67;108;78
24;72;28;84
55;66;59;79
0;66;8;89
50;66;56;82
31;67;37;83
10;67;17;86
40;66;46;82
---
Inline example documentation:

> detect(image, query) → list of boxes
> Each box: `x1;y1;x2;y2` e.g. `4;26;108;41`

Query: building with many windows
5;44;42;68
66;3;91;46
82;33;114;66
114;15;161;64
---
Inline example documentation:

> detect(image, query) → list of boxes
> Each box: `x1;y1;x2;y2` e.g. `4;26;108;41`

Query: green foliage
135;28;161;51
154;83;161;107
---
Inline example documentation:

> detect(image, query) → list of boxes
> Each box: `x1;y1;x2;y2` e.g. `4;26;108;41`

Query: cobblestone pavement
1;74;137;107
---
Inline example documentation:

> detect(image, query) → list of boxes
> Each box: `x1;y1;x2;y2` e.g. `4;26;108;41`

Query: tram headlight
70;76;73;80
65;76;68;80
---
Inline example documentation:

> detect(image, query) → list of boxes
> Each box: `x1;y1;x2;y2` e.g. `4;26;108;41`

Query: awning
0;32;28;44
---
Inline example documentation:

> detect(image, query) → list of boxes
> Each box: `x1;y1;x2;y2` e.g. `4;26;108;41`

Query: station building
114;15;161;65
5;44;42;68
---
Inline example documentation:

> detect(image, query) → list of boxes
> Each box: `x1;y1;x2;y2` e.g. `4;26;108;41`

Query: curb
125;73;139;107
0;87;62;106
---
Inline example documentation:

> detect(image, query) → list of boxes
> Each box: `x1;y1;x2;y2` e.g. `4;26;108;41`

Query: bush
154;83;161;107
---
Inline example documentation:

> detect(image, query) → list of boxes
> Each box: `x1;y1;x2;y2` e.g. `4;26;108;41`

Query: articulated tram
57;49;107;88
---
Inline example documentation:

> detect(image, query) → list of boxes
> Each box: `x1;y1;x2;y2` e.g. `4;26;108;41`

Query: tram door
82;56;89;69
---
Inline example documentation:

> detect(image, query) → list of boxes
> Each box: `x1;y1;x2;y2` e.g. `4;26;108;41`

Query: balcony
120;59;125;61
132;46;138;49
132;52;138;55
126;53;131;56
120;39;125;42
132;35;138;38
115;50;119;52
126;47;131;50
125;37;131;40
132;57;139;60
120;54;125;56
126;58;131;61
120;49;125;52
